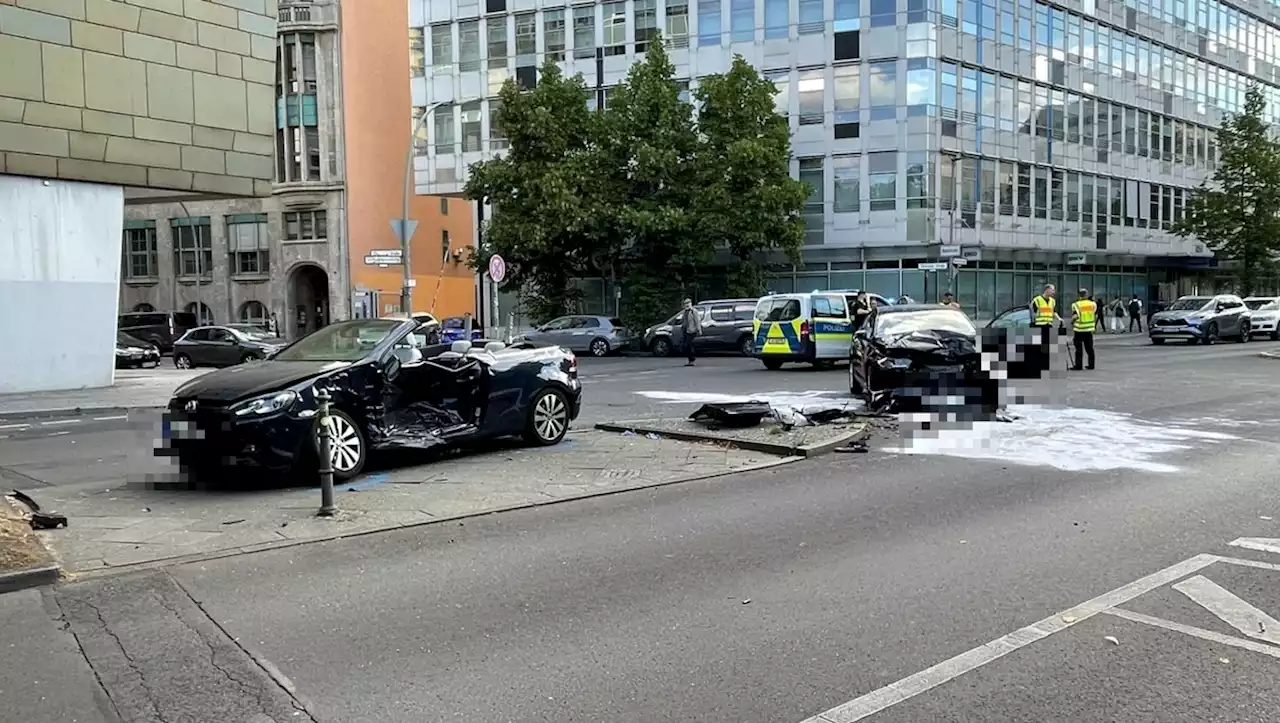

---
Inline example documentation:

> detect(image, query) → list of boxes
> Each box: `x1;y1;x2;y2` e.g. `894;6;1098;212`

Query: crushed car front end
864;332;991;415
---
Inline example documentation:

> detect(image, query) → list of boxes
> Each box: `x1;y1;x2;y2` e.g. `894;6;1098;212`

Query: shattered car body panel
158;319;582;481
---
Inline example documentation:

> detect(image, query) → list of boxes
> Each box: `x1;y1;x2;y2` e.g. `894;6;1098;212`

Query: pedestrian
851;290;873;332
1107;297;1125;333
1093;296;1105;332
940;292;961;310
1070;288;1097;370
679;297;701;366
1127;294;1144;332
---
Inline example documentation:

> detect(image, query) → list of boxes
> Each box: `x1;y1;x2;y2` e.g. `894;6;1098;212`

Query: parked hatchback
644;298;758;357
173;325;288;368
514;315;632;357
118;311;198;353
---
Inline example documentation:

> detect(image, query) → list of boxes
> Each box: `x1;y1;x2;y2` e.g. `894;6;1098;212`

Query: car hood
174;360;356;403
880;331;978;361
1152;309;1206;321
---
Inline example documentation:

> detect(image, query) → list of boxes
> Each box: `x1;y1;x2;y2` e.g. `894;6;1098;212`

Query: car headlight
232;391;297;417
877;357;914;370
115;348;126;356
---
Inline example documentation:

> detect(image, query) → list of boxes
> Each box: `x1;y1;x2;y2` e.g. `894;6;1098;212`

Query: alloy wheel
325;414;362;473
590;339;609;357
174;355;191;369
533;391;568;442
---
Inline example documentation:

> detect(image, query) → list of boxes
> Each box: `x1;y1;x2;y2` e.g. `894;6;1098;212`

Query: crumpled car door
377;348;487;449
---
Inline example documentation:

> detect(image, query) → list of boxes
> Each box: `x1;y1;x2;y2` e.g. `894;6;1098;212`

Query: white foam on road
888;404;1237;473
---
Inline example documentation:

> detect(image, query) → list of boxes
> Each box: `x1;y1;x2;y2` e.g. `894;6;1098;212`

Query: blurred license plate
767;337;785;344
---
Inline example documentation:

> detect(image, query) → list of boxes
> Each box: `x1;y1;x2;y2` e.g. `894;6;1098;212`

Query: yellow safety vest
1071;300;1097;332
1032;295;1055;325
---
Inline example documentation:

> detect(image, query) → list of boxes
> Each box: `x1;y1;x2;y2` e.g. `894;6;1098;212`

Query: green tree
464;59;604;321
596;38;702;326
1173;84;1280;295
692;56;808;290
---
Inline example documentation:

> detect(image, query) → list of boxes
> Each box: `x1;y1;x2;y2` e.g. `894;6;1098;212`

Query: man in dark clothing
679;298;702;366
1128;295;1144;332
850;291;873;332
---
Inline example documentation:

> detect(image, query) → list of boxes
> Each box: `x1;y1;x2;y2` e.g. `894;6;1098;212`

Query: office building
408;0;1274;317
119;0;477;340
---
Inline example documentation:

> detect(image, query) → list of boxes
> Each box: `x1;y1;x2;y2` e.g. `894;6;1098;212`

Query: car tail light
800;321;811;339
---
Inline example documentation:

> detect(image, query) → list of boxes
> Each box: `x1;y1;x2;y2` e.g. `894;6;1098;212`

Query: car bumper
1250;320;1278;334
157;403;312;472
1149;325;1204;339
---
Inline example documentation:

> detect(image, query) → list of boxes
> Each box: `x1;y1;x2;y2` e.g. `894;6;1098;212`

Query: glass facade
411;0;1276;314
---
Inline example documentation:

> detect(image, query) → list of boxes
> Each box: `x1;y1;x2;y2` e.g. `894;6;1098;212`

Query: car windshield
272;319;405;362
1168;297;1213;311
876;309;976;338
226;324;275;340
116;332;144;346
1246;299;1278;311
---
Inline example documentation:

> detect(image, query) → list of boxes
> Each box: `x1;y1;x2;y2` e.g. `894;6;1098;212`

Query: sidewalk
36;429;792;575
0;368;202;419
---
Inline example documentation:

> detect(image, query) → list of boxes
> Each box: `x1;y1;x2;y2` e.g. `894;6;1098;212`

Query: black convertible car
159;317;583;481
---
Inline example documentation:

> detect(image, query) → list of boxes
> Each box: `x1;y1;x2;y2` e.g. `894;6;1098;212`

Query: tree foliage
465;38;806;325
1172;84;1280;295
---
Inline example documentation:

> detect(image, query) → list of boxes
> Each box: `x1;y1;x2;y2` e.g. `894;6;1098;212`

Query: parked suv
118;311;199;353
1149;294;1251;345
643;299;759;357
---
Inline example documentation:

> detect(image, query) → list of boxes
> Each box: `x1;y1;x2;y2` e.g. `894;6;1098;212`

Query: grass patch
0;499;52;573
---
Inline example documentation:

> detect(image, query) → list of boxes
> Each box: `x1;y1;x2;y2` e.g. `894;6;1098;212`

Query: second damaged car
849;305;995;414
159;317;583;481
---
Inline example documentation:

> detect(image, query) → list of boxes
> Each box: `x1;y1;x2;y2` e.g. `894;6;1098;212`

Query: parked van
117;311;199;353
751;291;891;369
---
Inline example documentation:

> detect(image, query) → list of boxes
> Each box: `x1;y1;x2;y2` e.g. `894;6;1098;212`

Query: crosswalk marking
1172;575;1280;646
1230;537;1280;556
1105;608;1280;660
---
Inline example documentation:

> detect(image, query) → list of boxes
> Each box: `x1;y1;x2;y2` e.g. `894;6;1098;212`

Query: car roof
697;298;758;305
874;304;965;314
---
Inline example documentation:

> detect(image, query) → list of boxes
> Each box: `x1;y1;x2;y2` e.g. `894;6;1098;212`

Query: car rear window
755;298;801;322
172;313;198;328
609;318;625;328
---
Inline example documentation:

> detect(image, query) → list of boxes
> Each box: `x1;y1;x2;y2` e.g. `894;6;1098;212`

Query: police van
752;291;892;369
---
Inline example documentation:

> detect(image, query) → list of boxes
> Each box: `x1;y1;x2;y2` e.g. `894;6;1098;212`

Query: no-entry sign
488;254;506;283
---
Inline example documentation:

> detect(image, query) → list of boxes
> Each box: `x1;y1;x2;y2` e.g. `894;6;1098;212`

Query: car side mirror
382;355;402;381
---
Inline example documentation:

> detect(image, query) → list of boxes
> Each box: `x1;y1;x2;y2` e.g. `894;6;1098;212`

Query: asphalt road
11;334;1280;722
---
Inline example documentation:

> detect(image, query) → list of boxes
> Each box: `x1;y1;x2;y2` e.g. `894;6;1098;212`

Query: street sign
919;262;949;271
961;248;982;261
407;279;417;288
364;249;403;266
488;254;507;283
1067;252;1087;265
389;219;419;243
940;244;961;257
951;257;968;267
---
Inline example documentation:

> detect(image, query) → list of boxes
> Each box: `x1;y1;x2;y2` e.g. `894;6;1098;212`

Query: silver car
1149;294;1251;345
516;315;633;357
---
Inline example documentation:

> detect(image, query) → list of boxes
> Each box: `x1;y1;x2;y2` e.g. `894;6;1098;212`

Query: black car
159;317;583;481
849;305;997;414
173;325;288;369
116;332;162;368
118;310;198;353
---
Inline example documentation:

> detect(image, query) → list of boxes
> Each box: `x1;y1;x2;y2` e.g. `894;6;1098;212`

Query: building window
764;0;788;40
868;152;897;211
412;105;430;154
798;158;824;245
486;0;505;12
798;69;824;125
228;214;270;275
731;0;753;42
869;0;895;27
515;13;536;57
766;70;789;116
441;229;451;262
171;217;213;278
833;65;859;132
834;29;859;61
487;16;508;69
133;302;155;312
276;33;321;183
904;152;933;209
573;6;595;59
409;28;425;76
666;1;688;47
603;2;626;55
431;24;453;70
489;99;507;149
833;155;859;213
697;0;720;46
461;101;483;152
459;20;481;71
868;61;896;120
239;301;269;327
440;197;449;215
186;302;214;326
284;210;327;241
635;0;658;52
122;222;158;280
434;103;455;153
545;10;566;61
798;0;823;33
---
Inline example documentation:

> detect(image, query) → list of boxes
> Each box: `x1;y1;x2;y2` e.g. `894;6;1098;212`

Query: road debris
8;489;68;530
1062;615;1078;624
1104;636;1119;646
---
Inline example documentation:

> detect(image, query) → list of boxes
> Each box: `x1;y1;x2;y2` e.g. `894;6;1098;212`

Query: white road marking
1214;554;1280;574
799;554;1218;723
0;423;31;431
39;418;82;426
93;415;129;421
1229;537;1280;557
1172;575;1280;646
1105;608;1280;660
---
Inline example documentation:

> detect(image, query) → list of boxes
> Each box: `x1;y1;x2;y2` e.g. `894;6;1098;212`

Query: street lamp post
401;101;444;314
941;150;962;295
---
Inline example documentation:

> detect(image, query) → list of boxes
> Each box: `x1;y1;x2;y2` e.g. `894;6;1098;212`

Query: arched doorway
239;300;269;331
184;301;214;325
288;264;329;339
133;302;155;312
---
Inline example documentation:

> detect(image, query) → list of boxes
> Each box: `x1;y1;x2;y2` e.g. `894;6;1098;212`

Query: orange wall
340;0;474;318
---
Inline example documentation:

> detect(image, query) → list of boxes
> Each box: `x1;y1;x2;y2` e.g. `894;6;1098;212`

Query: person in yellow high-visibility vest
1029;284;1060;328
1070;288;1098;370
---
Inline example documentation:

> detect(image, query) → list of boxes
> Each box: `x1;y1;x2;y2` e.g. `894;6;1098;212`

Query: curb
0;405;164;422
593;420;867;458
0;564;60;595
60;454;804;581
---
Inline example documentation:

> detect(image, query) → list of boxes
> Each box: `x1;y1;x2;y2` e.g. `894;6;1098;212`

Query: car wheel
650;338;671;357
317;409;367;481
174;353;192;369
1272;330;1279;341
1202;323;1218;344
738;334;754;356
588;337;610;357
848;360;862;394
1238;325;1250;343
241;353;259;364
762;358;784;370
1151;338;1165;345
524;388;570;446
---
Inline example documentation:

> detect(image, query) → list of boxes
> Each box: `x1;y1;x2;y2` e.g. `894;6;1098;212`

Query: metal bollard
316;388;337;516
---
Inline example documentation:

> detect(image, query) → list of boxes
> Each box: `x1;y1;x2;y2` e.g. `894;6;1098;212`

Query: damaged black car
159;317;583;481
848;305;998;415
